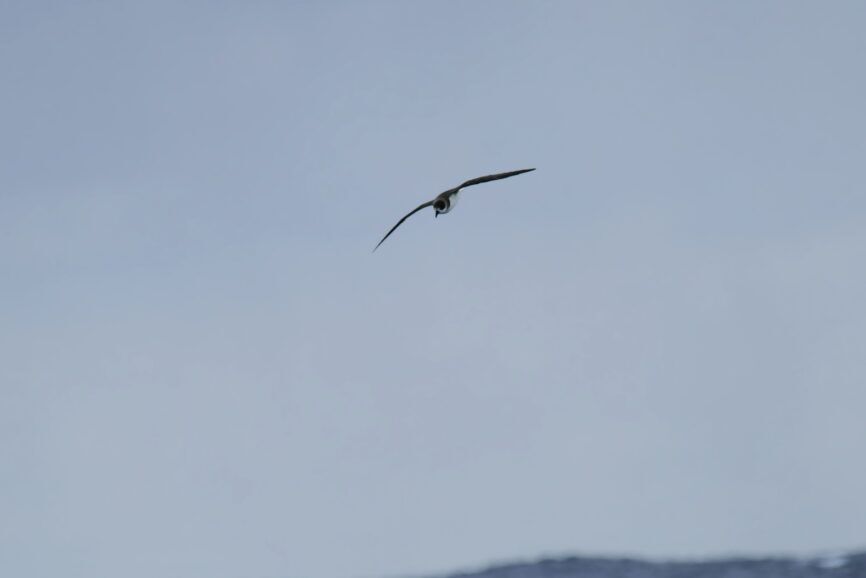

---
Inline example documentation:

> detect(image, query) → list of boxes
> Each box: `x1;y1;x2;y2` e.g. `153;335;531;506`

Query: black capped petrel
373;168;535;251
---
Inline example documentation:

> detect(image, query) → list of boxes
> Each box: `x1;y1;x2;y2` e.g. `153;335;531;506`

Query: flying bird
373;168;535;251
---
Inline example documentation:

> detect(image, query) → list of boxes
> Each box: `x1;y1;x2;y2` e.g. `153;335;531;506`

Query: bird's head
433;198;448;218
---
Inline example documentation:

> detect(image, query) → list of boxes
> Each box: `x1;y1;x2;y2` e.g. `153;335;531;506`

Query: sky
1;1;865;577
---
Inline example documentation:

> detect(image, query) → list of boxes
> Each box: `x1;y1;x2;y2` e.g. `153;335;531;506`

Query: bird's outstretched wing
456;168;535;191
373;200;434;251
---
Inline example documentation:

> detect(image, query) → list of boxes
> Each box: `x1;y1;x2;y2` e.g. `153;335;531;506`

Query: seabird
373;168;535;251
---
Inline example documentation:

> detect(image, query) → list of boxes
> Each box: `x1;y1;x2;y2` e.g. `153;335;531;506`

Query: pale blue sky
2;2;865;578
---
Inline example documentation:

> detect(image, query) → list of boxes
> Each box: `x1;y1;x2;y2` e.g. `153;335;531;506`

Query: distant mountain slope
428;552;866;578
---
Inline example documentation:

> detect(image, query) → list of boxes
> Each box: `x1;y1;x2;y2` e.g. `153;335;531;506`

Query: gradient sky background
2;2;866;578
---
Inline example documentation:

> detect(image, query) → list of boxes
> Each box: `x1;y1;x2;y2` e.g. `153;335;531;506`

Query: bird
373;168;535;251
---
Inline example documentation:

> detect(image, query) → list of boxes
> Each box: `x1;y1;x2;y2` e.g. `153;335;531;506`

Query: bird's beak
434;212;438;218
